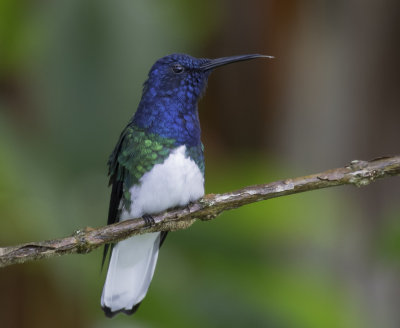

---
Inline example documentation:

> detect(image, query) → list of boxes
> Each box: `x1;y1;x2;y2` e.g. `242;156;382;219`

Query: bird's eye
171;64;185;74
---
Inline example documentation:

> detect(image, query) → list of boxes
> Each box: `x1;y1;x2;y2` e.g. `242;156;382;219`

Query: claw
142;214;155;227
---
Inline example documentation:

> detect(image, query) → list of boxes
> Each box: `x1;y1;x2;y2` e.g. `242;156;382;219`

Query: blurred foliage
1;1;399;328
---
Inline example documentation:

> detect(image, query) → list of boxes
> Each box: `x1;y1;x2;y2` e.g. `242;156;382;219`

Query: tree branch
1;155;399;268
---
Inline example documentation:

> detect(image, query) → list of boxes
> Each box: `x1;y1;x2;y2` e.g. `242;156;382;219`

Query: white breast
120;145;204;220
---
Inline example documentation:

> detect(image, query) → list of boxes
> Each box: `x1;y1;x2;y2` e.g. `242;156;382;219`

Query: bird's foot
142;214;155;227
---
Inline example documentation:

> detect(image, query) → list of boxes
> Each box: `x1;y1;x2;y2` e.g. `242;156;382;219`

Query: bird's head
142;53;273;105
133;53;273;142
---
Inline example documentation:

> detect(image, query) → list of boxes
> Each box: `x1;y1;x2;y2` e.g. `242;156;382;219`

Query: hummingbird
101;53;273;317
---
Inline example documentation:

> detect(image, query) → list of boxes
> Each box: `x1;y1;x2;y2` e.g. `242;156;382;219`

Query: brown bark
0;155;399;268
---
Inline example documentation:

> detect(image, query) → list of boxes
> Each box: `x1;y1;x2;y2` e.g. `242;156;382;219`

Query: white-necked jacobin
101;53;273;317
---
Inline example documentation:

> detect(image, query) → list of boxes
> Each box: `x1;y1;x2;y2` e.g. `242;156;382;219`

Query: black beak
200;54;274;71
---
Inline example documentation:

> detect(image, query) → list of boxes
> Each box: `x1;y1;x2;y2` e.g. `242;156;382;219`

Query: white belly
101;145;205;313
120;145;205;220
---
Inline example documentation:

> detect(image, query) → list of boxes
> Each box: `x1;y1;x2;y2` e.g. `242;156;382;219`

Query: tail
101;232;161;317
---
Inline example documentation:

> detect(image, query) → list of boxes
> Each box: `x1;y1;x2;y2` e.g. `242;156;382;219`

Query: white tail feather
101;232;161;312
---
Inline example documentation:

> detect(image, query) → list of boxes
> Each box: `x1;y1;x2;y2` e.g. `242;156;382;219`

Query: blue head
132;53;272;146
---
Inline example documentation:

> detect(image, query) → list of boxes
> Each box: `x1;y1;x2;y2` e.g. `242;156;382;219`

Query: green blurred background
1;1;400;327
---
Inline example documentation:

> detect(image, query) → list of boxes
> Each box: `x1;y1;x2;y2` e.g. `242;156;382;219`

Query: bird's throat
133;97;201;147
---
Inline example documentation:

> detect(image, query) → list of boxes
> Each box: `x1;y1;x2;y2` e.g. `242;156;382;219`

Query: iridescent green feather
108;125;176;210
108;125;205;213
186;143;205;175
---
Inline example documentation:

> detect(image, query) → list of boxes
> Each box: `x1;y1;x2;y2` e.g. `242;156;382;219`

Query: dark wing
107;130;128;225
102;128;128;268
